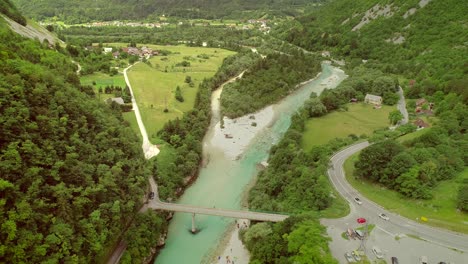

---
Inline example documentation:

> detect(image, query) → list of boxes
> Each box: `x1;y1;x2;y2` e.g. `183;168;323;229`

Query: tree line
221;51;322;118
12;0;322;23
59;24;259;52
241;214;337;264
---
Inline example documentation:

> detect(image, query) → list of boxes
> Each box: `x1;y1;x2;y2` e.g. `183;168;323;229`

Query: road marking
377;226;395;236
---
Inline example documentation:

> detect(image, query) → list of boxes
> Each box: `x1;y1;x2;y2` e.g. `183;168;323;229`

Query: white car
372;246;384;259
379;213;389;220
344;252;355;263
354;197;362;205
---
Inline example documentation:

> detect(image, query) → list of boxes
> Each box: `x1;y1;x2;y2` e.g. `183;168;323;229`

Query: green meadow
344;153;468;234
123;45;235;143
302;103;394;151
80;72;127;102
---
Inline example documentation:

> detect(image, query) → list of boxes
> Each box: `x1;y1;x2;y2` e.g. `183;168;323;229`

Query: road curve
328;141;468;252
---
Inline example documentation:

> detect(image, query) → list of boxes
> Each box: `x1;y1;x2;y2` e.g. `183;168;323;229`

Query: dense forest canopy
274;0;467;102
12;0;324;23
0;18;155;262
0;0;26;25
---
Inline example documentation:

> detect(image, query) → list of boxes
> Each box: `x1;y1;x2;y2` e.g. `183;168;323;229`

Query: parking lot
324;221;466;264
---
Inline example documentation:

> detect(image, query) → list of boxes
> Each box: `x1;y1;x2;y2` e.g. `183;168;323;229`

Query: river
155;62;347;264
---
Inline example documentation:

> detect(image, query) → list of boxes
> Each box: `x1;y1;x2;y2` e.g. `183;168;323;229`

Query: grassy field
396;128;430;144
301;103;394;151
344;153;468;234
123;45;235;143
80;72;127;102
122;112;141;141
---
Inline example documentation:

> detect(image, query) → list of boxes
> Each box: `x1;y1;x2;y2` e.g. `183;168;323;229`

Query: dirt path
123;63;160;159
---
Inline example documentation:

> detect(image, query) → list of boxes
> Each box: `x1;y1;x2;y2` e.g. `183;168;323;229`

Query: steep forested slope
0;0;26;25
272;0;468;213
12;0;322;23
0;18;151;262
276;0;467;100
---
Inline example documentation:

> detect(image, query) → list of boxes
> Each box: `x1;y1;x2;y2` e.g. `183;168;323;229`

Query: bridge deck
148;177;288;222
148;201;288;222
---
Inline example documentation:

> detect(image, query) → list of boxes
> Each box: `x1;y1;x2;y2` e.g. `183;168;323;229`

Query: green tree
305;97;327;117
175;86;184;102
388;110;403;125
286;220;338;264
356;140;404;182
457;181;468;212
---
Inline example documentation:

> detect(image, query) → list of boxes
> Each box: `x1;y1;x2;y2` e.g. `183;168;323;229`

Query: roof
416;98;427;106
106;97;125;105
365;94;382;101
413;118;429;128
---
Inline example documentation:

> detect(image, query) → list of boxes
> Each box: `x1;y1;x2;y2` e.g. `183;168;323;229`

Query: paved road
397;86;408;125
123;63;160;159
326;142;468;252
147;177;288;222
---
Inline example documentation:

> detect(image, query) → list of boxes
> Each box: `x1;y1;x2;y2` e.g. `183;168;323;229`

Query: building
413;118;429;129
103;47;113;53
105;97;125;105
416;98;427;107
364;94;383;105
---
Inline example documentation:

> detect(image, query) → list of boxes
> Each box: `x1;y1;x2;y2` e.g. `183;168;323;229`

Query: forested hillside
275;0;467;101
0;18;155;262
0;0;26;25
270;0;468;214
12;0;322;23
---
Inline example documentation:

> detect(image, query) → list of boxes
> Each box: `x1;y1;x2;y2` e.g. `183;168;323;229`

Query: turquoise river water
155;63;346;264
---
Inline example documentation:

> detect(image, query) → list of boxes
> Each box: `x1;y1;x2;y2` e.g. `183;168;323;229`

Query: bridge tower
191;213;197;234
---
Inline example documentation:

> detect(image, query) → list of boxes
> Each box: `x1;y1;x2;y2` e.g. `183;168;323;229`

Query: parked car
149;191;155;200
372;246;384;259
379;213;390;220
344;252;355;263
354;197;362;205
391;257;399;264
352;251;361;262
420;256;428;264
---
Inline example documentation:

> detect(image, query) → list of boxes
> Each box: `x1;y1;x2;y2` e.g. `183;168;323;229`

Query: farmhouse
364;94;383;105
413;118;429;129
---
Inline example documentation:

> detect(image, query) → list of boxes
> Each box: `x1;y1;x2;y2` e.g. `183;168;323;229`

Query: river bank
154;63;347;264
206;65;347;264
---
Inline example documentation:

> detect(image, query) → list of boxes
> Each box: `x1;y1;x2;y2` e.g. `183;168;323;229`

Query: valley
1;0;466;263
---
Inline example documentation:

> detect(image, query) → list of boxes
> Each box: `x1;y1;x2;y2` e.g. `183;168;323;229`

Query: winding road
325;142;468;254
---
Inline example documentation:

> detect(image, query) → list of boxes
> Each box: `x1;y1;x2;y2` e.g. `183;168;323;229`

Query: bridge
147;178;289;232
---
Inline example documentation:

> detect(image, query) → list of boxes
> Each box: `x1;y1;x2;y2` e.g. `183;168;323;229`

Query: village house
413;118;429;129
112;51;120;59
103;47;113;53
364;94;383;105
416;98;427;107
